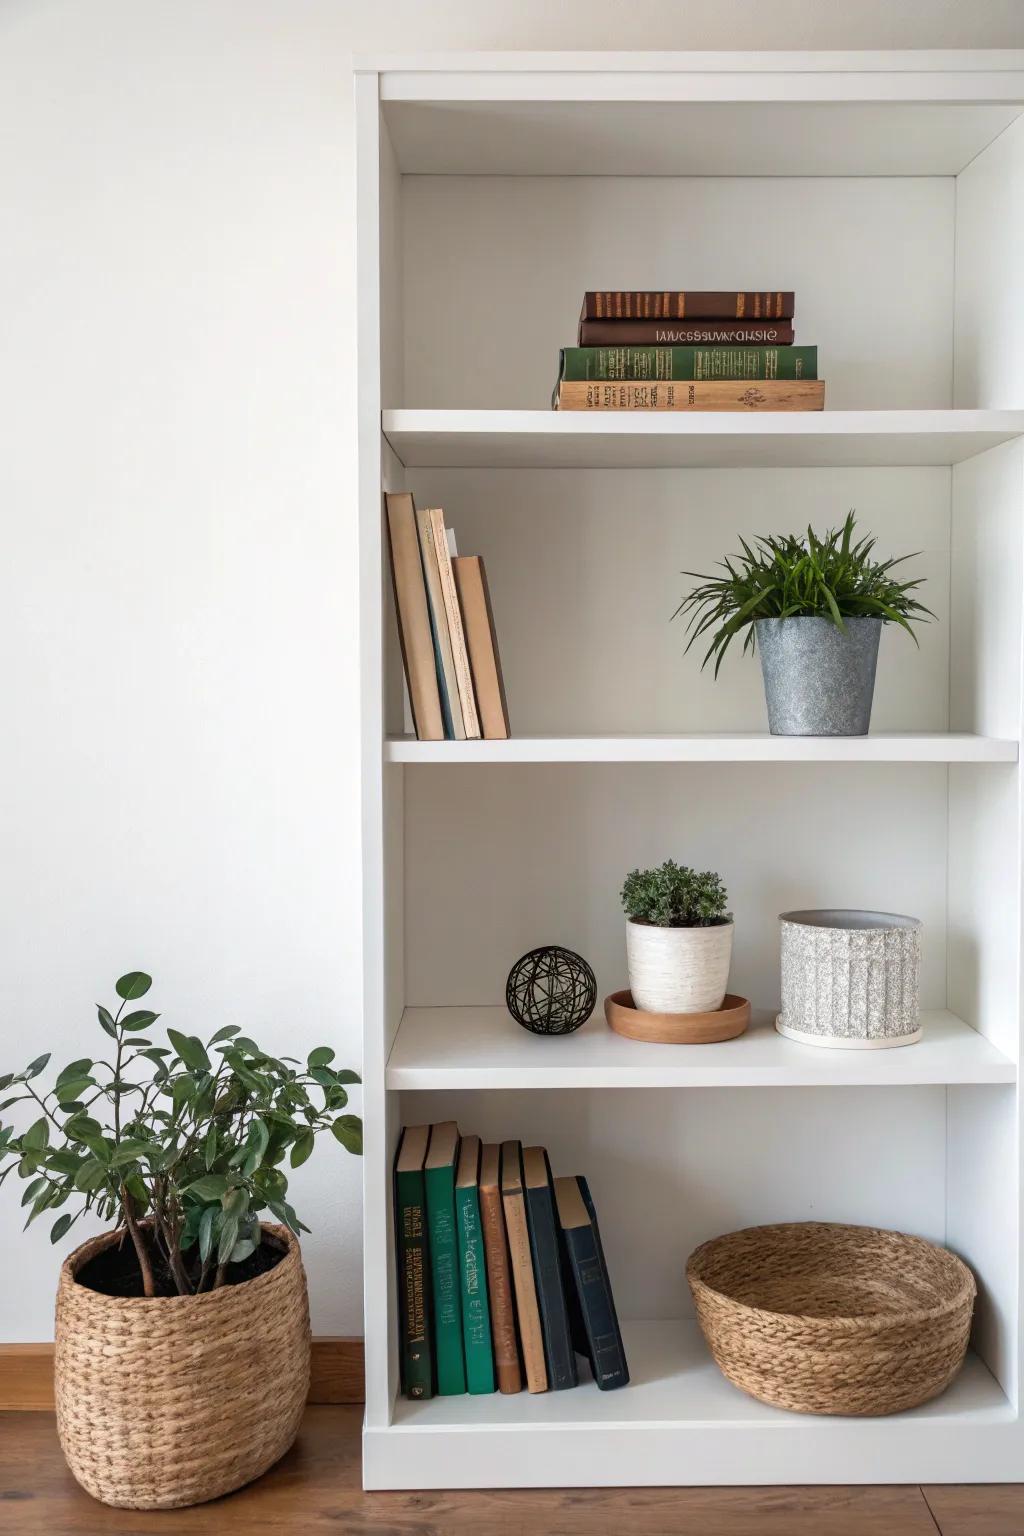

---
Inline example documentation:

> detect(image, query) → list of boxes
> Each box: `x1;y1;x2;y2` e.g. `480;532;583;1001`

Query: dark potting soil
76;1234;284;1298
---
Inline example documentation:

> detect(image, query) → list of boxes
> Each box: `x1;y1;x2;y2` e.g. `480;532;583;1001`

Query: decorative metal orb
506;946;597;1036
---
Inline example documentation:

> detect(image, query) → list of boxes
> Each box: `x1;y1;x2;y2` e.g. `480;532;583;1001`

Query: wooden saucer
604;990;750;1045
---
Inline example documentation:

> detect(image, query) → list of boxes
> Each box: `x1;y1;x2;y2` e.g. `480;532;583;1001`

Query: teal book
455;1135;496;1394
558;345;817;383
424;1121;467;1394
393;1124;434;1400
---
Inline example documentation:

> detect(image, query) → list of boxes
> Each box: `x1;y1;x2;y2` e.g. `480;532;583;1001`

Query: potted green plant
0;971;362;1511
620;862;733;1014
674;511;932;736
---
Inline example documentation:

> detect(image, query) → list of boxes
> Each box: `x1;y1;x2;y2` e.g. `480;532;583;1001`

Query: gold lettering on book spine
737;293;746;318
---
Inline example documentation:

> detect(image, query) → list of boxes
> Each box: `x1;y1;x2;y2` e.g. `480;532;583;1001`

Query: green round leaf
229;1237;256;1264
50;1213;74;1244
96;1006;118;1039
184;1173;229;1203
120;1010;159;1032
290;1130;315;1169
55;1059;93;1088
333;1069;361;1085
23;1054;51;1081
306;1047;335;1070
331;1116;363;1156
115;972;152;1001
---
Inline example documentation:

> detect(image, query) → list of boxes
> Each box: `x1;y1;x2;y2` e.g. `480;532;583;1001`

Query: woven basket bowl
687;1222;976;1416
54;1222;310;1509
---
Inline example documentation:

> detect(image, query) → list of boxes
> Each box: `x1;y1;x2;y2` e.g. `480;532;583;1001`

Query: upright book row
555;289;826;411
385;492;511;743
395;1123;629;1399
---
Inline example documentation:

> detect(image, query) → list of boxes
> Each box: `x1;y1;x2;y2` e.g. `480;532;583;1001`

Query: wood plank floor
3;1408;1024;1535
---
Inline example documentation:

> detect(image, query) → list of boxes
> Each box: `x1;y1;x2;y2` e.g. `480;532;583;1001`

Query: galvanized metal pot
756;616;881;736
776;909;922;1049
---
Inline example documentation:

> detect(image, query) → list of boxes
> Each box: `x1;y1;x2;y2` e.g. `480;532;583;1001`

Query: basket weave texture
687;1221;975;1416
55;1222;310;1509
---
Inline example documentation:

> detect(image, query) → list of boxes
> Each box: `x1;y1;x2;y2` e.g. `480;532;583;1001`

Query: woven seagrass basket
55;1222;310;1509
687;1221;975;1416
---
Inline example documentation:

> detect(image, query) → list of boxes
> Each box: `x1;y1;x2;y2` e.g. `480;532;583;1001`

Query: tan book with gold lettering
501;1140;547;1393
555;378;825;411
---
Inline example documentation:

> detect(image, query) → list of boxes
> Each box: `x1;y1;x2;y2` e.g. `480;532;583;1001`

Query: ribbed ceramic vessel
777;909;921;1049
54;1223;310;1509
756;616;881;736
625;919;733;1014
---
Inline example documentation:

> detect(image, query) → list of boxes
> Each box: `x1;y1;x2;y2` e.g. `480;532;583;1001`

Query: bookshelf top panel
383;410;1024;470
387;1007;1016;1089
380;99;1024;178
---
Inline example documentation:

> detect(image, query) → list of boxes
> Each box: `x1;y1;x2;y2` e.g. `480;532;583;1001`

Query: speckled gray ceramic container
777;909;922;1049
756;616;881;736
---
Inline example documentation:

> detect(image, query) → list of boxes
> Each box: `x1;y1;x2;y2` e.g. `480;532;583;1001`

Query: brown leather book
385;492;444;741
555;379;824;412
479;1142;522;1393
452;557;510;740
582;291;795;321
579;319;795;346
500;1141;547;1393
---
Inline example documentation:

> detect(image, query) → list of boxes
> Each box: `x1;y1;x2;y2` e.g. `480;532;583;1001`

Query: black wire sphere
506;946;597;1036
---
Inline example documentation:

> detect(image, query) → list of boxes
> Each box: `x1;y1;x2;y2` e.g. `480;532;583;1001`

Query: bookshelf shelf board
386;1007;1016;1091
382;409;1024;471
366;1322;1012;1489
385;733;1018;765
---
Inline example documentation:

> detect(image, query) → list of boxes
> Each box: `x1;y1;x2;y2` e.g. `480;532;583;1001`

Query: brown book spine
427;509;481;740
384;493;444;741
580;319;795;346
555;379;824;412
452;557;510;740
584;291;794;321
479;1143;522;1394
500;1141;547;1393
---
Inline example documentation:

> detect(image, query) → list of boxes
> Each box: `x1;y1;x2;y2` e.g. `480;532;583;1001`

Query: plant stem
213;1262;228;1290
121;1187;155;1299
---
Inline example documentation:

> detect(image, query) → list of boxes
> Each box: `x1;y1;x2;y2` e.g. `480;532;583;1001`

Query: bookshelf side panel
954;112;1024;409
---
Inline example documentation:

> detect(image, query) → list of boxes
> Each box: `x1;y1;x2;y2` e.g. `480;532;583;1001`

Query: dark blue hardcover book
522;1147;578;1390
554;1174;629;1391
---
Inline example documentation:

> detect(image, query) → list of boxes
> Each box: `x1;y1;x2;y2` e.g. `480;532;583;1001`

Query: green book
558;345;817;382
424;1121;466;1395
455;1135;496;1394
394;1124;434;1400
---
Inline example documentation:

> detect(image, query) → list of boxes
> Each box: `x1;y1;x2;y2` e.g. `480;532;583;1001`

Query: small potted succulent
674;511;932;735
0;971;362;1511
620;862;733;1014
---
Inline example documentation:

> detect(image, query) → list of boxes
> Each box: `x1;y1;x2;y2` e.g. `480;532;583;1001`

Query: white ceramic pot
625;919;734;1014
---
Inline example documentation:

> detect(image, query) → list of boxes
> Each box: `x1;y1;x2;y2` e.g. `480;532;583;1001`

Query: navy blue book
522;1147;578;1391
553;1175;629;1391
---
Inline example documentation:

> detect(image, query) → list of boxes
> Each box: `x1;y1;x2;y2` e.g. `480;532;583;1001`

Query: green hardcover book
558;345;817;383
455;1134;496;1394
394;1124;434;1400
424;1121;467;1395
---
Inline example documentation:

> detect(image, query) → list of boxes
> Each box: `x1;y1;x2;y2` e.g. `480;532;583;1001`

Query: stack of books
395;1123;629;1399
385;492;510;742
553;290;825;412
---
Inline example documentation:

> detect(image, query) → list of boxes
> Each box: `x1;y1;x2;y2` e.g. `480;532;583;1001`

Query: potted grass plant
0;971;362;1511
674;511;932;736
621;861;733;1014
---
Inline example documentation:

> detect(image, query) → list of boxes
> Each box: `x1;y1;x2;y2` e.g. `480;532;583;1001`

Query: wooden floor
4;1408;1024;1535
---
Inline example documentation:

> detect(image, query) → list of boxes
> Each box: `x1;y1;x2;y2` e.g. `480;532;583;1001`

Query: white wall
2;0;1022;1342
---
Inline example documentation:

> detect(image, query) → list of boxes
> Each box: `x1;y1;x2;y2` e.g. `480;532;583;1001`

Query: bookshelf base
364;1321;1016;1490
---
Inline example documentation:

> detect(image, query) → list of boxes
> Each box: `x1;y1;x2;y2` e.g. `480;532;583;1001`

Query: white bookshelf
356;51;1024;1490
